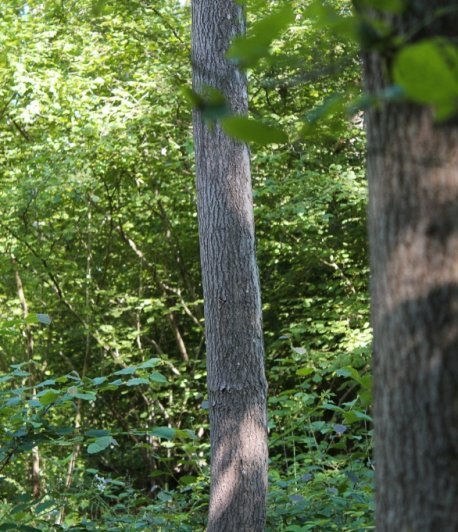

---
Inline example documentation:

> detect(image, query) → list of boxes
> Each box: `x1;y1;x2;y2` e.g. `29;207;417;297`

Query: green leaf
0;525;41;531
222;116;287;144
92;376;107;385
35;500;56;514
138;357;161;369
38;390;60;405
85;429;111;437
344;410;372;424
113;366;137;376
87;435;116;454
13;369;31;377
183;86;229;121
126;377;149;386
179;475;197;486
149;372;167;383
36;379;55;387
393;39;458;119
305;1;358;41
175;429;197;440
336;366;363;385
10;502;30;515
150;427;176;440
227;4;294;67
296;367;314;376
74;392;97;401
6;396;22;406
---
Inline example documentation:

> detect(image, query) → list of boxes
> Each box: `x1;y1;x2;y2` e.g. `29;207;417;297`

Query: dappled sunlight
208;401;268;528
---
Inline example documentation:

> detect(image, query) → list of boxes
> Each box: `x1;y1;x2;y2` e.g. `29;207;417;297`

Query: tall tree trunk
364;2;458;529
191;1;268;530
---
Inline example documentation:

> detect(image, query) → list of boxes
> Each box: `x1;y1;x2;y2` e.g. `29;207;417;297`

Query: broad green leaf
87;435;116;454
150;427;176;440
6;397;22;407
85;429;111;438
35;500;56;515
92;376;107;385
138;357;161;369
175;429;197;440
13;369;31;377
149;372;167;383
336;366;363;385
126;377;149;386
11;503;30;515
157;490;172;502
179;475;197;486
183;87;229;121
393;39;458;119
305;1;358;41
360;374;373;389
222;116;287;144
113;366;137;376
74;392;97;401
228;5;294;67
344;410;372;424
36;379;56;387
296;367;314;376
38;390;60;405
13;427;28;438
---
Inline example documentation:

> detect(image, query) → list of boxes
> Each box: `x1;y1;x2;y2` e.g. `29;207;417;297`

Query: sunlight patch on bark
209;408;267;524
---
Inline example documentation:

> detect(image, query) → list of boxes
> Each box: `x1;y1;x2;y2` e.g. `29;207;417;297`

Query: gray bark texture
191;1;268;530
364;2;458;530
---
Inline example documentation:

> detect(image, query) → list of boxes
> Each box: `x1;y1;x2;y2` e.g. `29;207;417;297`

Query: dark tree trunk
191;0;268;530
364;2;458;530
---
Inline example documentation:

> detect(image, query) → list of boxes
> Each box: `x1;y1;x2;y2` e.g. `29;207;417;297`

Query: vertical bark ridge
364;2;458;529
191;1;268;530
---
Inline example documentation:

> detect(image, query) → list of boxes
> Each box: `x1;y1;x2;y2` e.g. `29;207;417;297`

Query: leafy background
0;0;427;529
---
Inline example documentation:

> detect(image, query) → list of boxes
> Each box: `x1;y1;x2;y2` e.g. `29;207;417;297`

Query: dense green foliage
0;0;379;529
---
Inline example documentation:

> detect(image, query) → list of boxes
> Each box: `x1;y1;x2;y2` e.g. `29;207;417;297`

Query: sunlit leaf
222;116;287;144
393;39;458;119
228;4;294;67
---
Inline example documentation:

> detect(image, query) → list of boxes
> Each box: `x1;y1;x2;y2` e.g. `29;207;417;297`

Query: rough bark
364;2;458;529
191;1;268;530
